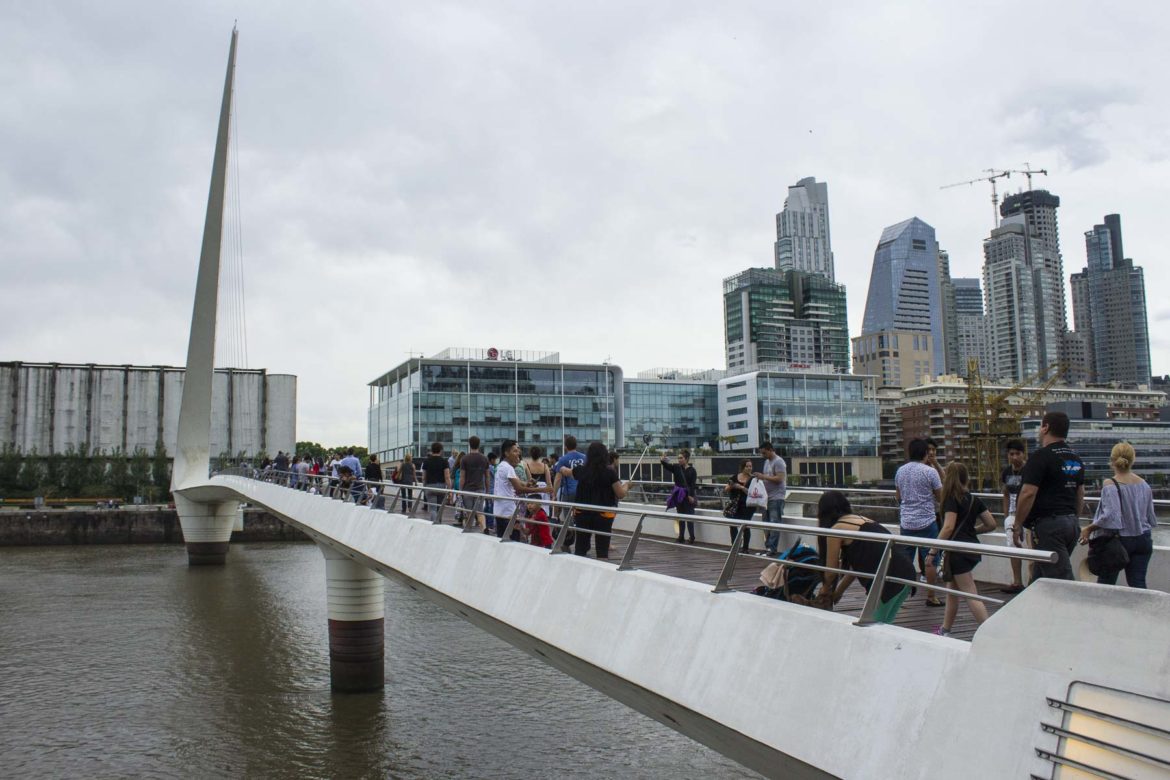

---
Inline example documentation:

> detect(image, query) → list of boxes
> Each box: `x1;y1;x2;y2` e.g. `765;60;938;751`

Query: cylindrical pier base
174;494;239;566
321;546;385;692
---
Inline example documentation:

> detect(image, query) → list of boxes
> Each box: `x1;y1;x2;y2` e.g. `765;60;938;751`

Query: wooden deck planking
590;531;1016;642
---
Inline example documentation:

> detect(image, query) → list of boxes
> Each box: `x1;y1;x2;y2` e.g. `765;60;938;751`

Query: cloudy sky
2;1;1167;444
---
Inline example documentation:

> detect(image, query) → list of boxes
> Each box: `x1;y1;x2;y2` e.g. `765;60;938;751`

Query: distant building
0;361;295;458
998;190;1069;375
1023;401;1170;482
1069;214;1152;384
861;218;945;376
982;220;1041;382
624;368;722;451
717;368;880;483
937;249;959;375
896;375;1165;467
851;330;934;389
368;349;622;461
723;267;849;372
774;176;835;282
953;277;987;378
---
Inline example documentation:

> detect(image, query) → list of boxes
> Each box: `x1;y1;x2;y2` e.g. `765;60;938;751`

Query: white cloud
1;1;1168;444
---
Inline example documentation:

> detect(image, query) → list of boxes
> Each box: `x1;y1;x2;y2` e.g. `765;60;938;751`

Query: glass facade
757;374;878;457
1021;418;1170;483
369;359;620;460
719;371;879;457
623;380;720;450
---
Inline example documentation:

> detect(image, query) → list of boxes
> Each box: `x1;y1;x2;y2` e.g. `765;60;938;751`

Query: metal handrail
224;467;1057;629
629;477;1170;509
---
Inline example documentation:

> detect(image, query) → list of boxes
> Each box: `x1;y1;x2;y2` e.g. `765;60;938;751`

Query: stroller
754;539;822;605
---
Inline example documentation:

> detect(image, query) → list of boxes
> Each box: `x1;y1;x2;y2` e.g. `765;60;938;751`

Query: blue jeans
764;498;787;553
1095;531;1153;588
900;522;941;573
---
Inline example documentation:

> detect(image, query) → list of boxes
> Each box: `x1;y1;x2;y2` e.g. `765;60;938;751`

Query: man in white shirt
753;442;788;555
493;439;542;540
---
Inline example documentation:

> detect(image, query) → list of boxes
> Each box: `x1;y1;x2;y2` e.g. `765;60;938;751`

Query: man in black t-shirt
999;439;1027;593
422;441;452;523
1013;412;1084;582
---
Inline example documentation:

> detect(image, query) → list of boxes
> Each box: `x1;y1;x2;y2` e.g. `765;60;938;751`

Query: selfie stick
628;433;655;484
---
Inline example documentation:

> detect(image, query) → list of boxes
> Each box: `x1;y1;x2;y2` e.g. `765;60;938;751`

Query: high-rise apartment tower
860;217;945;376
774;177;835;282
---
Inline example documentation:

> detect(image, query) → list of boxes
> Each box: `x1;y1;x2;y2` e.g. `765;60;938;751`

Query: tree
107;448;134;500
296;441;367;461
17;451;46;493
152;443;171;494
129;448;151;499
0;444;20;493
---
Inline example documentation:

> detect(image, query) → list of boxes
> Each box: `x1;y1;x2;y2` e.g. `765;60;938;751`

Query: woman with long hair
724;458;755;549
398;452;416;513
1079;442;1156;588
525;445;552;514
816;491;917;624
933;462;997;637
571;441;631;559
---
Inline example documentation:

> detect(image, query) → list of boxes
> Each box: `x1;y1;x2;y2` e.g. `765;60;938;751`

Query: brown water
0;543;757;778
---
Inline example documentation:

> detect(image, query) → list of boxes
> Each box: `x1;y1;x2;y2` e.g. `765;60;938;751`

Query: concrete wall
0;363;295;457
0;507;309;545
212;475;1170;779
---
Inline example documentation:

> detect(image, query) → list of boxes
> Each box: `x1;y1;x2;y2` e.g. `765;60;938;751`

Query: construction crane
940;169;1012;229
965;360;1065;488
1004;163;1049;192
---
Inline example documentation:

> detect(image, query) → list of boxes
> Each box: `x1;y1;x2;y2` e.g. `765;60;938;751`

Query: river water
0;543;757;779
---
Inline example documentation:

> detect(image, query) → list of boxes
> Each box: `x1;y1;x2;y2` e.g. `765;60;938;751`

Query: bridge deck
596;532;1015;642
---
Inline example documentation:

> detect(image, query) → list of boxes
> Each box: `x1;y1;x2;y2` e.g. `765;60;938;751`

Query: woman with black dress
571;441;631;559
724;458;754;549
816;491;917;624
933;462;998;637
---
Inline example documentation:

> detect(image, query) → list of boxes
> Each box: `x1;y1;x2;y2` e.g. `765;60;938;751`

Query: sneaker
934;626;952;638
999;584;1025;594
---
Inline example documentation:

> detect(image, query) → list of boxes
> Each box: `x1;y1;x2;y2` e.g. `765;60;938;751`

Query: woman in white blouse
1078;442;1156;588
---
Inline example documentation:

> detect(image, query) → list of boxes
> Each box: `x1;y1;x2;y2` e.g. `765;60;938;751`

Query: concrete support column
320;545;385;692
175;493;239;566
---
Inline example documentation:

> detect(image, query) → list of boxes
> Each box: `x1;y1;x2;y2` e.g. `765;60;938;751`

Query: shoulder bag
1087;479;1131;577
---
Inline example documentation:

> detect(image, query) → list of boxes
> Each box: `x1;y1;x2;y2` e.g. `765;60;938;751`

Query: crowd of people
257;411;1157;633
819;409;1158;632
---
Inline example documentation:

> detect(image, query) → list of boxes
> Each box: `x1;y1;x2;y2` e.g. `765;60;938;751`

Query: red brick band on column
328;617;385;692
186;541;230;566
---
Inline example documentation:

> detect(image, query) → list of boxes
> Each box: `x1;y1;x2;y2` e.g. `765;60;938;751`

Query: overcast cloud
1;1;1167;444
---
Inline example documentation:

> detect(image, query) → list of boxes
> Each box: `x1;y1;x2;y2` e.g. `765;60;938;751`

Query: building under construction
897;374;1165;485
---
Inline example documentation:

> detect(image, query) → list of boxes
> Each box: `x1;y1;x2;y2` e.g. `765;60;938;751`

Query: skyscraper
953;277;987;378
937;249;958;374
1070;214;1152;384
982;221;1040;382
999;190;1068;372
723;267;849;372
774;177;835;281
860;217;945;376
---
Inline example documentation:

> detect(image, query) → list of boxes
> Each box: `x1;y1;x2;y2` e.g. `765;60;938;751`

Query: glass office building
368;349;621;461
623;370;722;450
718;370;878;457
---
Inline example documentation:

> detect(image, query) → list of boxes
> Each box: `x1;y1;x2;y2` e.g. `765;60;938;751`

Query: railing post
500;503;522;543
551;507;575;554
617;514;646;571
712;525;746;593
855;540;896;626
463;497;483;532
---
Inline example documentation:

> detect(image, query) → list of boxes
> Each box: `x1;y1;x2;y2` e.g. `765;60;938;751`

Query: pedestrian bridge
178;473;1170;779
169;29;1170;778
